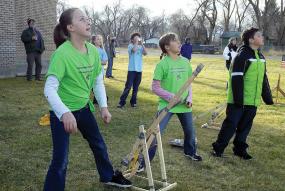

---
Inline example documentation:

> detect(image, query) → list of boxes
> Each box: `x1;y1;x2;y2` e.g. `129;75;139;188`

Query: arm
101;50;108;65
142;45;147;56
261;71;274;105
231;54;246;106
189;45;192;59
93;71;107;108
93;71;112;124
21;30;33;43
186;85;192;103
128;44;136;54
44;75;78;133
152;80;174;102
44;75;70;120
223;46;230;60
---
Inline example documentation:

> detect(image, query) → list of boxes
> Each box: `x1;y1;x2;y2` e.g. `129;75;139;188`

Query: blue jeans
106;57;114;77
43;107;114;191
148;111;196;161
119;71;142;106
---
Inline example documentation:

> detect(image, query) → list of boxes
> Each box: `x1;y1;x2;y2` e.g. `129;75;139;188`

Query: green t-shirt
46;40;102;112
153;55;192;113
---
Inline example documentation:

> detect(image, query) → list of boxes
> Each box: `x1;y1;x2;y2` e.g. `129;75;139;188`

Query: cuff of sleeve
55;108;70;121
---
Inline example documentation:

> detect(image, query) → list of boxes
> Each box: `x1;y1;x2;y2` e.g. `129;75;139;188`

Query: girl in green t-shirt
43;8;131;190
148;33;202;164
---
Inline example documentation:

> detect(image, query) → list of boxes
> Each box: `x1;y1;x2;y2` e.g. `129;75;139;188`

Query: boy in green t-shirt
43;8;131;190
147;33;202;163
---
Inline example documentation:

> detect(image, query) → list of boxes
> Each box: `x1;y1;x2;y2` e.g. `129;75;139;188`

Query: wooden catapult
121;64;205;191
199;103;226;130
272;55;285;103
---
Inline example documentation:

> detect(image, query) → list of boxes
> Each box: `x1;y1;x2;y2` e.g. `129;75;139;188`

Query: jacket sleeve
21;30;32;43
189;45;192;59
231;53;246;106
223;46;230;60
262;71;274;105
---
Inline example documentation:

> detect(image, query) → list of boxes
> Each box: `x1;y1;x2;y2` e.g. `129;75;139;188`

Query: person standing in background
91;35;109;105
223;37;238;70
117;32;147;108
21;18;45;81
180;37;193;61
105;35;116;78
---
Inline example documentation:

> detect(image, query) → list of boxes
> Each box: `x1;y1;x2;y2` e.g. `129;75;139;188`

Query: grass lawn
0;53;285;191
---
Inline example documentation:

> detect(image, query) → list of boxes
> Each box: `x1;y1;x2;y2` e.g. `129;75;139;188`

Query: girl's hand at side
186;101;192;108
100;107;112;124
61;112;78;133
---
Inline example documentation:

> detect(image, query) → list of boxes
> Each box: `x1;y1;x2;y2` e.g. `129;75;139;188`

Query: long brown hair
159;33;178;60
53;8;78;48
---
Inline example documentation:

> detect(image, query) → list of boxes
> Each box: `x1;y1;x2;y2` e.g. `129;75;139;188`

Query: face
67;9;91;39
165;37;181;54
250;31;264;47
231;39;237;45
94;36;103;47
133;35;141;44
28;21;35;28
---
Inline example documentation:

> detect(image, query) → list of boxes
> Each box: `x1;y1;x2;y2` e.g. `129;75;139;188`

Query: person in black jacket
212;28;274;160
21;18;45;81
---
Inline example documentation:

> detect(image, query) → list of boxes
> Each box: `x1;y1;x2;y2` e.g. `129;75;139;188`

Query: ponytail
53;24;67;48
53;8;78;48
160;52;166;60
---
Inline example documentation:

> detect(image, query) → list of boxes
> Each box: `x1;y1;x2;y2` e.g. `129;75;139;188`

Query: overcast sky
66;0;194;16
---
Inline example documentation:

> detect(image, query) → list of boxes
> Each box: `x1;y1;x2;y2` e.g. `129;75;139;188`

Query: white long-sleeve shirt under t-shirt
44;72;107;120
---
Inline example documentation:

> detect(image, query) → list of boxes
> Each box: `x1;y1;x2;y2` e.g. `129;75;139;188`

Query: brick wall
0;0;16;78
0;0;57;78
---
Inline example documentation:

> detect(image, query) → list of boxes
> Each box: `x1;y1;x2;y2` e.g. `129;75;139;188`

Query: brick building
0;0;57;78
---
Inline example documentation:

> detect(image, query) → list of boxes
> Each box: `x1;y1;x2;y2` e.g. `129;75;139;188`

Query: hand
100;107;112;124
61;112;78;134
171;95;181;105
32;36;38;41
186;102;192;108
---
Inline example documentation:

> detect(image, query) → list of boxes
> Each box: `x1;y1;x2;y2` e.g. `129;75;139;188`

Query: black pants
119;71;142;106
26;52;42;80
212;104;257;154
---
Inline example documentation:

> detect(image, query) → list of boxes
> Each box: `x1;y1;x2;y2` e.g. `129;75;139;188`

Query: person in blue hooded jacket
180;37;192;61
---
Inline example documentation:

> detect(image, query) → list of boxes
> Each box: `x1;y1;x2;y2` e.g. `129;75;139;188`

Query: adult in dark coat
21;18;45;81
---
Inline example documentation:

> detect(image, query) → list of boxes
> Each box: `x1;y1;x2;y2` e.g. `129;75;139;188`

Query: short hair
185;37;191;43
241;27;259;46
27;18;35;25
159;33;178;54
130;32;141;40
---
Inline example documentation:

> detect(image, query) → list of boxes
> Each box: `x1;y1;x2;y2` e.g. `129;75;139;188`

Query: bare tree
275;0;285;46
248;0;280;44
56;0;69;19
235;0;250;31
199;0;218;44
217;0;236;32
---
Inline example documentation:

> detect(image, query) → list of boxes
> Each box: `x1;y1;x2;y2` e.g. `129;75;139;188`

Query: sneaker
117;104;124;109
234;151;253;160
211;150;223;158
185;154;203;161
130;104;137;108
137;165;145;173
103;170;132;188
